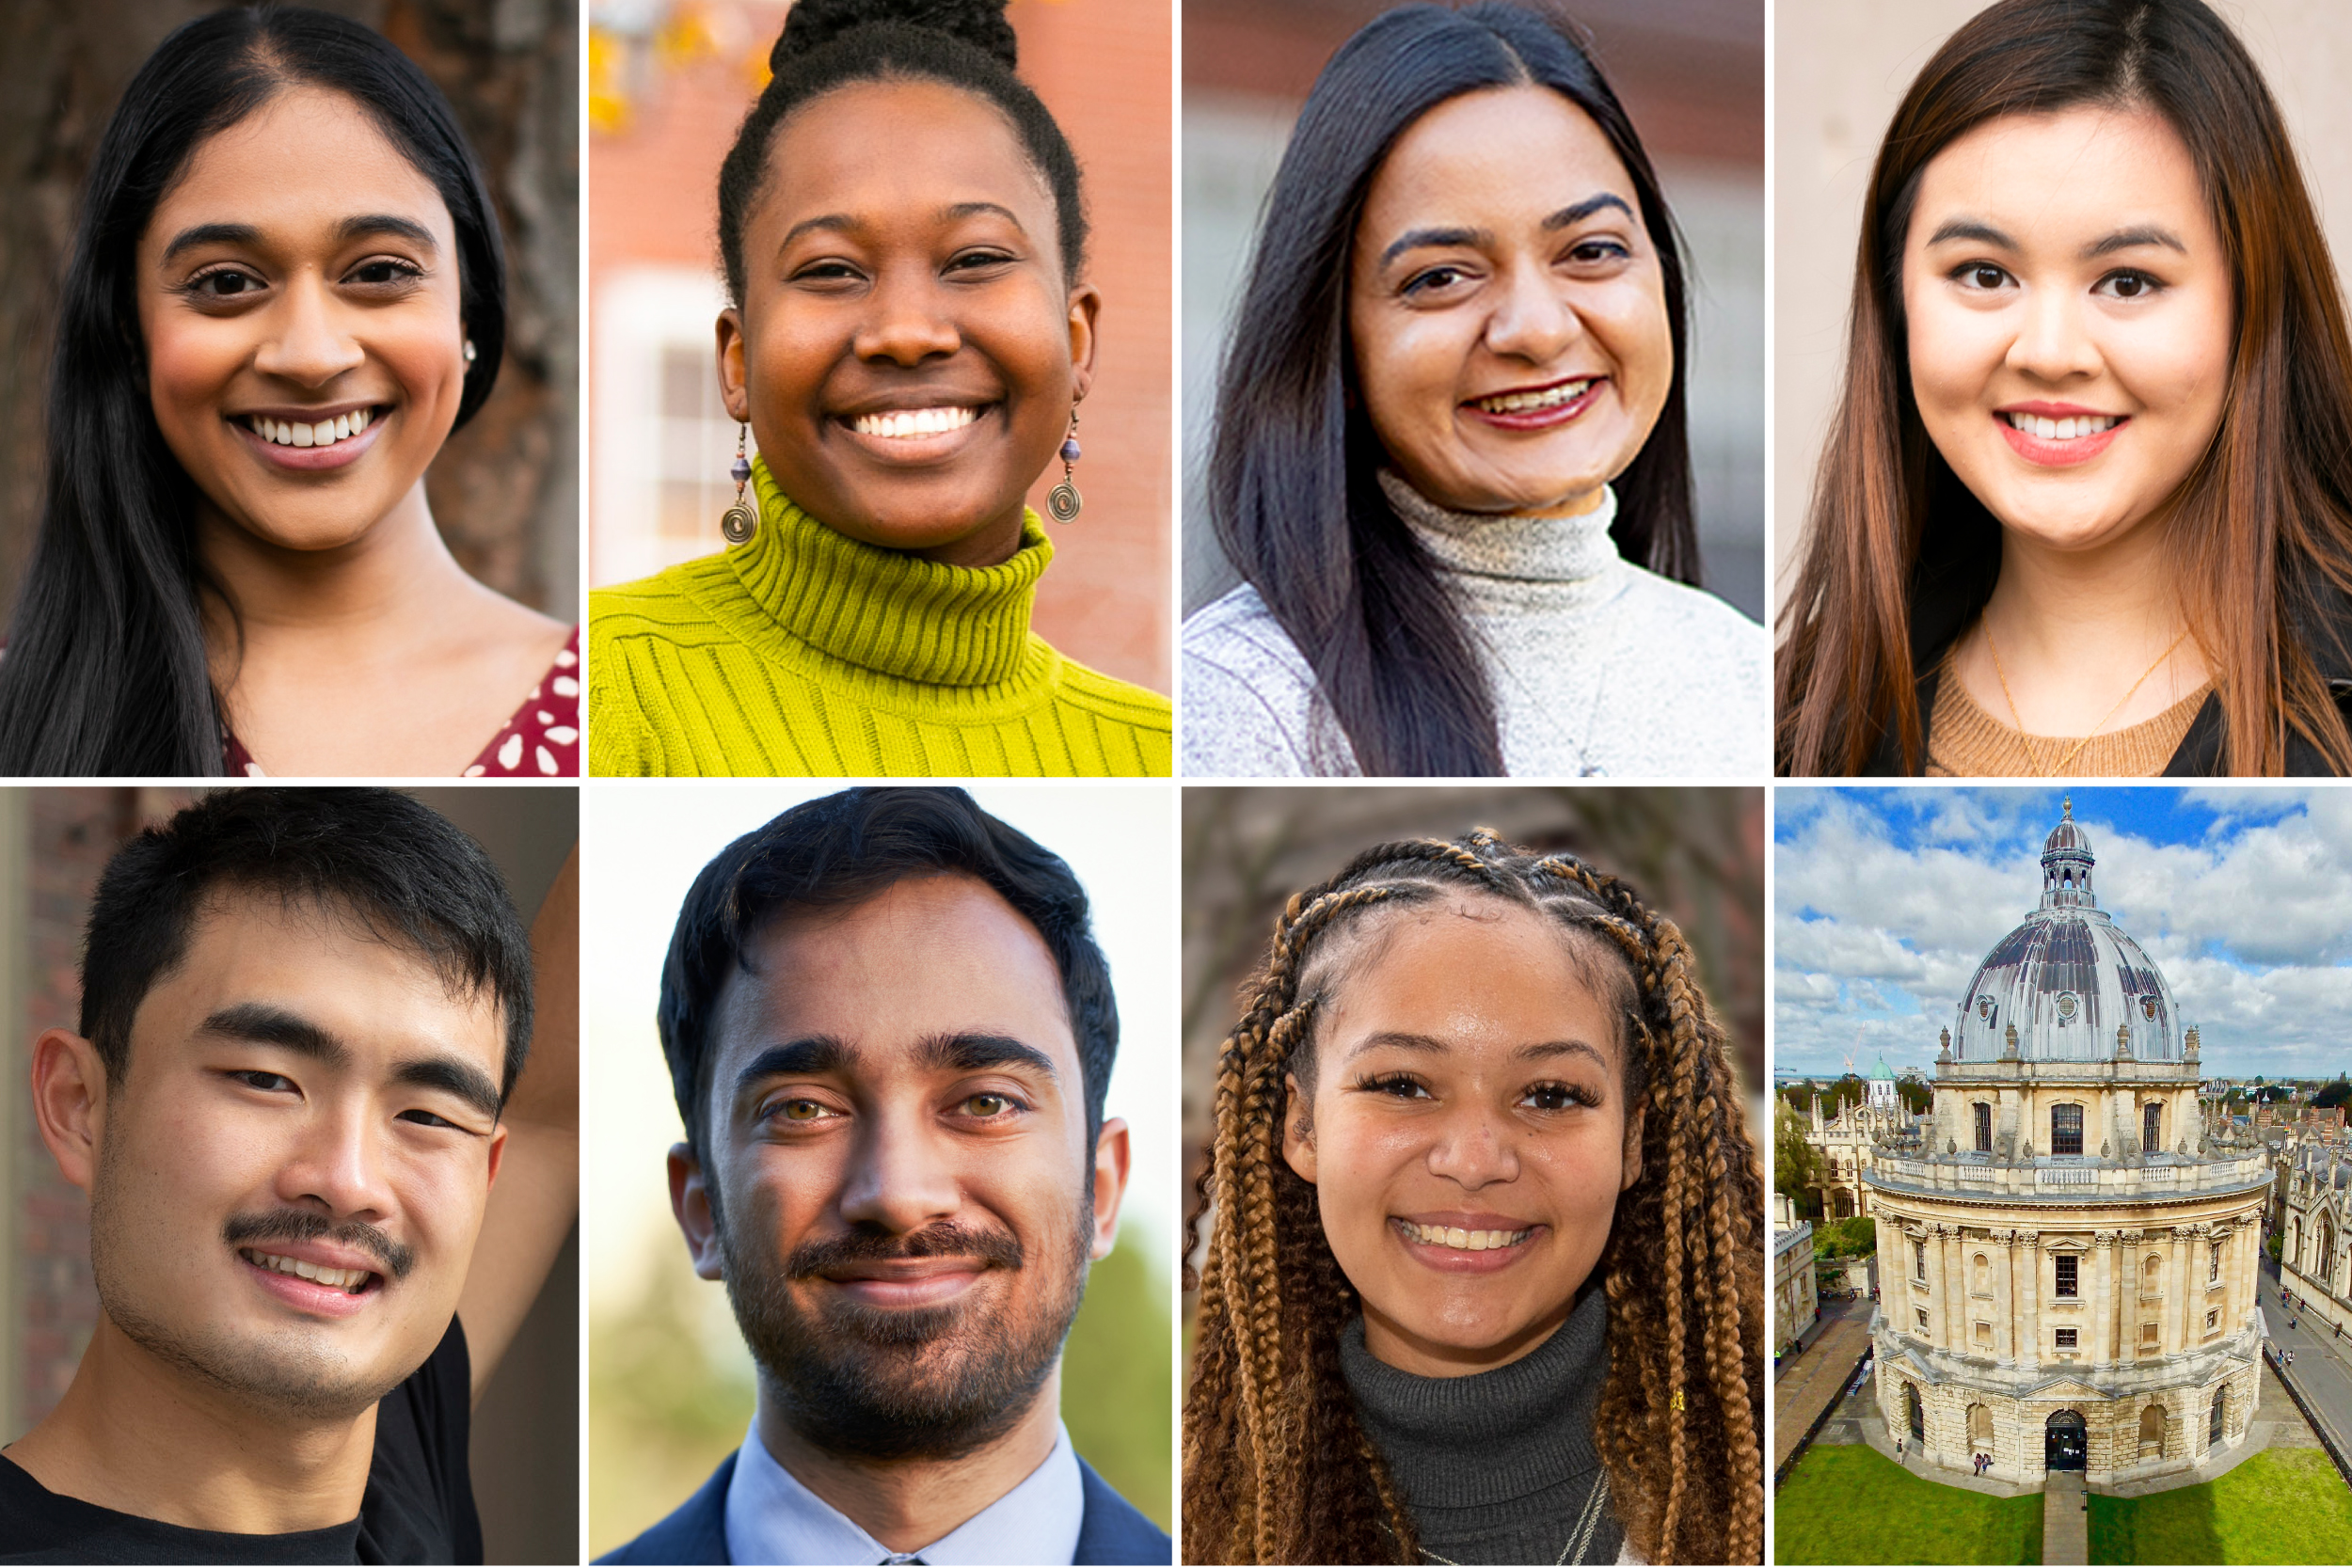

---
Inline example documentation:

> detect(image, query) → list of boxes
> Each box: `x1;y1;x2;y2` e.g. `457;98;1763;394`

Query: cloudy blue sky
1775;787;2352;1082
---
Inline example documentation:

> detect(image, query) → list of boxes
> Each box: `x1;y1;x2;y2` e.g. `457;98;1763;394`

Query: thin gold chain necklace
1983;622;2191;776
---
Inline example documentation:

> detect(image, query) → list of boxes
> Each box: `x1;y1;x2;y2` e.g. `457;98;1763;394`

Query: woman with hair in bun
0;6;577;777
1183;829;1765;1564
587;0;1172;778
1181;2;1767;780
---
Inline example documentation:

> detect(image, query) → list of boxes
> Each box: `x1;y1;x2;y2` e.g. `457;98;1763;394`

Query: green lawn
2090;1449;2352;1564
1775;1446;2044;1564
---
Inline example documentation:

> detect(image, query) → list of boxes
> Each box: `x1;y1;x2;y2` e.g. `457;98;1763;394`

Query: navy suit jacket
596;1449;1170;1566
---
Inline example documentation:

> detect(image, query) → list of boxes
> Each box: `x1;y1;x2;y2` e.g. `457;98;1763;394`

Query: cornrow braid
1183;830;1764;1564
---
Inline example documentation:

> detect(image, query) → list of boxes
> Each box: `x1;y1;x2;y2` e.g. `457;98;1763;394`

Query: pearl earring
463;340;478;364
1048;405;1082;523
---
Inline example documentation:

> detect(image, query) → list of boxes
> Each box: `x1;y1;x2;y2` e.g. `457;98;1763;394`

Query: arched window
1969;1403;1993;1448
2144;1101;2162;1153
1976;1102;1992;1152
1972;1253;1990;1294
2210;1387;2227;1447
2145;1254;2163;1294
2139;1403;2165;1458
1906;1383;1925;1440
1916;1240;1928;1280
2211;1239;2223;1283
2052;1103;2084;1156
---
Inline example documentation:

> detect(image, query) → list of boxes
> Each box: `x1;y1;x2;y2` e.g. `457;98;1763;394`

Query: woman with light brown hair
1776;0;2352;776
1182;831;1763;1565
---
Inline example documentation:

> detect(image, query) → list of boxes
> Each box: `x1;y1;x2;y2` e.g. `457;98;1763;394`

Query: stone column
1947;1225;1970;1351
2116;1230;2143;1364
2022;1231;2042;1367
2169;1227;2194;1354
2094;1231;2119;1367
1992;1227;2016;1363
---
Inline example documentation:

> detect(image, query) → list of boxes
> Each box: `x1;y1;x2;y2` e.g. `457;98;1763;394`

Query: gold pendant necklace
1983;622;2190;776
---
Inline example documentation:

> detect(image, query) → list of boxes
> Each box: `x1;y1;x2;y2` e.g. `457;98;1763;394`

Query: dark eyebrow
913;1031;1058;1081
161;222;262;265
391;1055;503;1124
336;214;439;253
940;201;1026;232
1379;226;1492;270
1515;1038;1612;1070
1342;1031;1612;1069
2084;225;2185;259
199;1003;501;1121
1924;218;2017;250
734;1035;856;1098
1543;193;1634;230
779;211;860;251
197;1002;350;1067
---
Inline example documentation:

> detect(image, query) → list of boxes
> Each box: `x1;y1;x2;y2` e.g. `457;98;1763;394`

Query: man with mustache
0;788;578;1563
600;787;1168;1565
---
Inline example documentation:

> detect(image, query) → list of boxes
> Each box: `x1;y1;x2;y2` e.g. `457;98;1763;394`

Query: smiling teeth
1475;380;1594;415
2005;412;2121;440
248;408;372;448
245;1248;371;1292
1401;1221;1533;1251
851;406;979;438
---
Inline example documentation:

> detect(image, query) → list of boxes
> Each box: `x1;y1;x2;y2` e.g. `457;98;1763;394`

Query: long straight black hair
1209;1;1697;778
0;5;505;776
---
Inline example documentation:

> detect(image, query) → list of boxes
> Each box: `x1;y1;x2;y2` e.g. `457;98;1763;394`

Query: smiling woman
0;8;576;778
585;0;1172;778
1775;0;2352;777
1183;829;1764;1564
1180;3;1768;779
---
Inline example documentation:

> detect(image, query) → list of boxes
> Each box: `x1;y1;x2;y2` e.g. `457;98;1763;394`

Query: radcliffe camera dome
1949;799;2182;1064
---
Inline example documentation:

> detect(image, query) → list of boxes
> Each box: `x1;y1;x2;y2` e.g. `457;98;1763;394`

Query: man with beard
0;789;578;1563
600;787;1168;1566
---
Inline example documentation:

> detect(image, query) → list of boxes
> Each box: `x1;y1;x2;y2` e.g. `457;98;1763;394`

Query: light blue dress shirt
722;1417;1085;1566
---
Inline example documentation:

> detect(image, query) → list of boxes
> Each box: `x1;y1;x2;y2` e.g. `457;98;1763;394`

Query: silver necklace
1414;1472;1613;1567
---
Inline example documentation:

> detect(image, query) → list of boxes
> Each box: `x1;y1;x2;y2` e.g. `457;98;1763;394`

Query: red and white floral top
225;626;580;778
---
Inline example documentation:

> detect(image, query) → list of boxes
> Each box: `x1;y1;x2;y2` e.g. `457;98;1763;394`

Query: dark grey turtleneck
1340;1285;1622;1566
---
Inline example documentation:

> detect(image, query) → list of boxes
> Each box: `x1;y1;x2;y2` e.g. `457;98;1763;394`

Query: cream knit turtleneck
1180;475;1768;777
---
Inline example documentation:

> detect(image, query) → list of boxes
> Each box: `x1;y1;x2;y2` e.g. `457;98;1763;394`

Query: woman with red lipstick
1180;3;1767;779
0;8;577;777
1183;830;1765;1564
584;0;1172;777
1776;0;2352;776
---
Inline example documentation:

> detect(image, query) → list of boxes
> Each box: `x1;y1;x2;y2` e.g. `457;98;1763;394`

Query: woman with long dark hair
1183;829;1764;1563
0;6;574;777
1181;2;1766;779
586;0;1171;777
1776;0;2352;776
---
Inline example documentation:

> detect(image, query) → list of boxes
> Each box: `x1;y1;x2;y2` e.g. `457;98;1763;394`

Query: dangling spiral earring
720;423;756;545
1047;405;1082;523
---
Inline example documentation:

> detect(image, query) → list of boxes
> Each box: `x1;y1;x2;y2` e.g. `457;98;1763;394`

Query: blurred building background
1181;785;1765;1316
0;785;579;1563
0;0;579;621
589;0;1172;693
583;783;1176;1557
1773;0;2352;608
1183;0;1765;623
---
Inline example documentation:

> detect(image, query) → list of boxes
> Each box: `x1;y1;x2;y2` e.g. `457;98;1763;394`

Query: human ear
30;1028;106;1193
1065;283;1102;404
1280;1071;1318;1184
667;1141;726;1281
1619;1101;1646;1193
1089;1116;1131;1261
716;308;751;424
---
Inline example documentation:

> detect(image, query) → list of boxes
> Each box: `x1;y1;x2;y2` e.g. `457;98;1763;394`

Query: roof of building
1948;799;2184;1064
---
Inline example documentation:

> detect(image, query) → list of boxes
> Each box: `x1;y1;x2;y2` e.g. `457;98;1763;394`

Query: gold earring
721;424;756;545
1048;406;1082;523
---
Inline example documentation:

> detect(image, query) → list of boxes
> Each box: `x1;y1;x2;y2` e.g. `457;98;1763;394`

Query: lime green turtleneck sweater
588;462;1171;776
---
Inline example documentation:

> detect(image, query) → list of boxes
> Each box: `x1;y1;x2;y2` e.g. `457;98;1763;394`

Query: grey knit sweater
1180;477;1769;777
1341;1286;1624;1566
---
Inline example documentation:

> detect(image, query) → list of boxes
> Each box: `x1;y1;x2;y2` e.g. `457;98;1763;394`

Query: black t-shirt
0;1316;480;1565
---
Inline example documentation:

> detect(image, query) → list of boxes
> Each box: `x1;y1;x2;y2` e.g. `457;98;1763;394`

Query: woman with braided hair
1184;830;1764;1564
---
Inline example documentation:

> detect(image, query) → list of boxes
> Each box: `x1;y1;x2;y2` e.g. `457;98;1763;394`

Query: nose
275;1101;397;1225
851;264;961;367
252;272;366;387
835;1109;962;1234
1482;260;1584;366
1424;1103;1522;1189
2005;281;2102;384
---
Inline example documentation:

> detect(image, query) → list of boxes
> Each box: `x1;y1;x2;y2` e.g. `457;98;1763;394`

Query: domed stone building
1864;801;2270;1483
